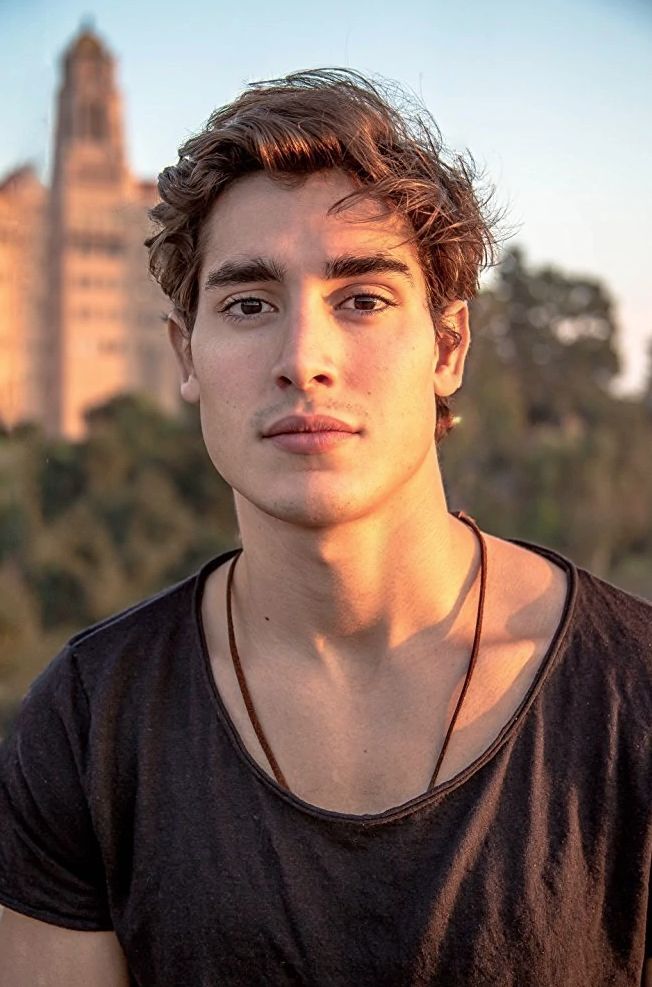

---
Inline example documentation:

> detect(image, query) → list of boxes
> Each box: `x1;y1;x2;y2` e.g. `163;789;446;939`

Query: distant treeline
1;247;651;725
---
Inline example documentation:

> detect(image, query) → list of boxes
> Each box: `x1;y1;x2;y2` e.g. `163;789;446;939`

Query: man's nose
270;298;340;392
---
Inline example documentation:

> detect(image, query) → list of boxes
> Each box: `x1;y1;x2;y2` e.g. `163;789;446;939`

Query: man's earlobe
433;300;471;398
168;310;200;405
180;375;200;404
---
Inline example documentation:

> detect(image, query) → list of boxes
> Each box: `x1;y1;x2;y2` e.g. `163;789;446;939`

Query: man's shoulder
50;550;236;702
69;569;198;653
497;533;651;696
504;533;651;650
555;565;651;739
573;564;652;652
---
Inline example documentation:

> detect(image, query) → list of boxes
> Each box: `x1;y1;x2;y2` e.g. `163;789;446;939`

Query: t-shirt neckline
193;538;578;827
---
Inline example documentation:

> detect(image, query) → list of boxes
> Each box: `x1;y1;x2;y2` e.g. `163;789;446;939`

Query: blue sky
1;0;650;390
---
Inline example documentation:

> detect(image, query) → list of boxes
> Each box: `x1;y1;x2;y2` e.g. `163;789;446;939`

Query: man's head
146;68;498;443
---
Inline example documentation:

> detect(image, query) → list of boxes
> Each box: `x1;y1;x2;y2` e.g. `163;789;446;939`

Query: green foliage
0;502;26;558
443;247;652;582
0;248;650;726
40;441;86;520
33;565;90;629
0;394;238;715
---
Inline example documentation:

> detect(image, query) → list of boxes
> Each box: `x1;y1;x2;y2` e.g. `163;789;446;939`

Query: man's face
171;169;467;529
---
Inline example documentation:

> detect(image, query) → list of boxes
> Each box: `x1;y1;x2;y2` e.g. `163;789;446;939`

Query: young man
0;70;650;986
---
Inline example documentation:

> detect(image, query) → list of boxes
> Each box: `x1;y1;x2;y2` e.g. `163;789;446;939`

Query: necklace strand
226;511;487;794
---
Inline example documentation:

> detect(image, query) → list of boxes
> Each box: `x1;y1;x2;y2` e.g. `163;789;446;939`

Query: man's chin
233;485;377;532
262;500;365;530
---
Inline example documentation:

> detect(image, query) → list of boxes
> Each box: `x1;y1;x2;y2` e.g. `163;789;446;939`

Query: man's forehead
199;170;419;273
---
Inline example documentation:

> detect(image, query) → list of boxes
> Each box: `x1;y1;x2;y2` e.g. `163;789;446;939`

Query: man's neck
201;462;569;812
226;464;480;677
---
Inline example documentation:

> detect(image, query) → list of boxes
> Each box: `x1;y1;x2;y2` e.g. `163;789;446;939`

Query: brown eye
353;296;380;311
240;300;263;315
339;293;395;314
220;297;275;320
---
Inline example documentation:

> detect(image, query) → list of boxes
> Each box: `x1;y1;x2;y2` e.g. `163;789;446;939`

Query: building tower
48;28;178;438
0;27;178;438
49;29;129;437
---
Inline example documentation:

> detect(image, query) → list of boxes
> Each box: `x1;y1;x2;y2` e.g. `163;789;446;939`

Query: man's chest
206;629;554;815
201;545;570;815
98;733;638;987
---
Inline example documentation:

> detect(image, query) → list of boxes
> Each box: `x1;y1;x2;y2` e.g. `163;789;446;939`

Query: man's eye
220;297;275;319
339;294;393;313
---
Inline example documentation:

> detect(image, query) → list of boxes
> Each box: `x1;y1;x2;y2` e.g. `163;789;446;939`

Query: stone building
0;28;178;438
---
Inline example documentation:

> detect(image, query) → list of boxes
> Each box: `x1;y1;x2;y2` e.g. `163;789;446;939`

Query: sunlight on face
174;170;451;531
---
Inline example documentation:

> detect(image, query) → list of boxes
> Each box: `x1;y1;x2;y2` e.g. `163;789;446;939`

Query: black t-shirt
0;543;650;986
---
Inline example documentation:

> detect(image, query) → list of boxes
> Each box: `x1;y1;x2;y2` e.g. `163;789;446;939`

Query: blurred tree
443;247;650;582
0;396;239;727
484;247;620;425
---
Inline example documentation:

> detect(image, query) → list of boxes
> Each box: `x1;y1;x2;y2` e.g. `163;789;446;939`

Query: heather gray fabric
1;544;650;986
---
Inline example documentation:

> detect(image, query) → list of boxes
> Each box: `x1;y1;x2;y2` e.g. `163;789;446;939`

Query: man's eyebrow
324;253;414;283
203;257;286;290
203;252;414;290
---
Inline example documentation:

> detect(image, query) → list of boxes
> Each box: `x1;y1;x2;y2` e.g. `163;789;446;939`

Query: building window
66;230;125;255
89;102;106;140
78;100;107;141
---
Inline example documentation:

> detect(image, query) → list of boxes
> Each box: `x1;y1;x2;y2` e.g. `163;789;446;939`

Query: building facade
0;28;178;439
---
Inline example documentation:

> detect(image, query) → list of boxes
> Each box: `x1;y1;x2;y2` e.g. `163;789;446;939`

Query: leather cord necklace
226;511;487;794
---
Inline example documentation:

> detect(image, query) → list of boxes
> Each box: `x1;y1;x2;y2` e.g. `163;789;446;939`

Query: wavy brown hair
146;69;500;440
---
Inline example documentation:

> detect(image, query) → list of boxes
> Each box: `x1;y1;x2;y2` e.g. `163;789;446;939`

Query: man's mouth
262;415;360;455
262;414;359;437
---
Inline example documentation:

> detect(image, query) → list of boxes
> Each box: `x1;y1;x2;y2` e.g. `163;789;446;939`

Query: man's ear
433;300;470;398
168;309;200;404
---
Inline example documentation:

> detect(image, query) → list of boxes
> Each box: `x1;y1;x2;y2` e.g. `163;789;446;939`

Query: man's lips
262;415;360;455
262;415;359;437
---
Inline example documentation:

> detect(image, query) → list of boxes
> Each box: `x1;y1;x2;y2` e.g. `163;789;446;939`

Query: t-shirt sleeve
0;646;112;930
